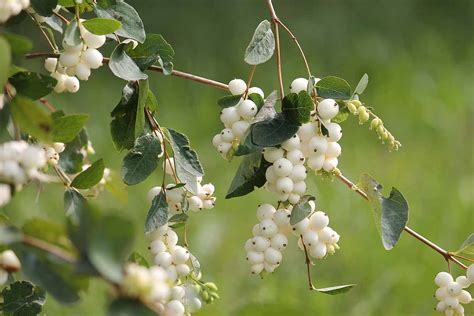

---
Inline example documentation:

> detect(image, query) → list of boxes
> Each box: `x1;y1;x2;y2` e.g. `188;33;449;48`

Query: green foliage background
4;0;473;315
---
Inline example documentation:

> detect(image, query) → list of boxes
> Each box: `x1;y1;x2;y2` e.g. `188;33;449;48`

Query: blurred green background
4;0;474;315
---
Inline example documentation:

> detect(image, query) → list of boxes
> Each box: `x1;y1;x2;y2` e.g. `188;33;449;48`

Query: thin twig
266;0;284;101
449;253;474;263
52;11;69;24
25;53;229;91
277;19;312;78
39;98;57;112
335;172;467;270
22;235;76;263
300;235;315;290
243;65;257;99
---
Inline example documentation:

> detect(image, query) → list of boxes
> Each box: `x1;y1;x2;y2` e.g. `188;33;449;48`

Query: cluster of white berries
122;263;189;315
42;142;65;165
212;78;264;158
244;204;290;274
0;141;50;207
434;265;473;316
0;250;21;285
295;209;340;259
244;202;340;275
0;0;29;23
147;224;192;282
262;78;343;204
44;20;105;93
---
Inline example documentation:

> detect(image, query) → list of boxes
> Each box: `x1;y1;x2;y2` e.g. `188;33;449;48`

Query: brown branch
22;235;76;263
243;65;257;99
25;53;229;91
300;235;315;290
52;11;69;24
266;0;284;101
39;98;57;112
335;172;467;270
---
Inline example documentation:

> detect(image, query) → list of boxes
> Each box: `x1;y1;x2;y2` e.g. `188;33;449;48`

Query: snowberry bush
0;0;471;315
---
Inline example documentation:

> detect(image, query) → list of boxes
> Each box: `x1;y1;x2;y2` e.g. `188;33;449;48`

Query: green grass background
4;0;474;315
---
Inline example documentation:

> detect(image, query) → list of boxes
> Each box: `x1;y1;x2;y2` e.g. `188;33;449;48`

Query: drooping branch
266;0;284;101
24;53;229;91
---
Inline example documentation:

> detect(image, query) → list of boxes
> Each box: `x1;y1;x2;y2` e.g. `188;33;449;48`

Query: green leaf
63;189;86;222
234;128;262;157
248;93;264;110
30;0;58;17
244;20;275;65
42;15;64;34
126;33;174;74
282;91;313;125
189;252;200;275
330;101;351;124
96;0;116;8
13;245;87;304
22;218;75;253
107;298;155;316
0;37;11;90
59;128;88;174
81;18;121;35
71;159;105;189
128;252;149;268
359;174;409;250
217;94;242;108
353;73;369;97
0;281;46;316
144;191;168;234
135;80;149;139
452;233;474;258
8;72;57;100
110;82;139;152
2;33;33;57
52;113;89;143
11;95;53;143
226;152;269;198
316;284;356;295
146;89;158;113
64;20;81;46
167;129;204;195
251;113;300;147
95;2;146;43
88;215;134;283
122;134;162;185
169;213;188;224
109;43;148;81
290;196;316;225
316;76;352;100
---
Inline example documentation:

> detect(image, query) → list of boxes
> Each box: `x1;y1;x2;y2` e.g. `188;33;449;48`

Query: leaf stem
300;235;315;290
266;0;284;102
52;11;69;24
335;172;467;270
243;65;257;99
25;53;229;91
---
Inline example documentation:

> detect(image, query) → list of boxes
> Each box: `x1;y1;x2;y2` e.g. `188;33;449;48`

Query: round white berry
467;264;474;283
82;31;106;49
455;276;471;288
44;58;58;73
212;134;223;147
238;99;258;120
165;230;178;247
435;272;453;287
65;76;80;93
291;218;310;236
247;251;264;264
0;250;20;271
307;154;325;171
251;236;271;252
309;242;327;259
308;135;328;155
310;211;328;230
435;287;449;300
251;263;264;274
264;262;277;273
302;230;319;247
290;78;308;94
276;177;294;194
59;51;80;67
75;63;91;81
217;142;232;155
252;224;262;237
273;209;291;226
147;187;162;204
289;164;307;182
172;246;190;265
263;147;285;163
271;234;288;251
220;128;234;142
288;193;300;205
166;265;178;281
435;301;447;312
188;196;203;211
256;204;276;220
326;142;341;159
273;158;293;177
265;166;277;183
264;247;282;265
297;122;316;142
82;48;103;69
318;227;336;243
446;282;462;296
287;149;305;165
458;290;472;304
281;134;300;151
150;239;166;254
322;158;338;172
185;297;202;313
443;297;459;309
326;122;342;142
20;146;46;169
248;87;264;98
292;181;307;195
154;251;172;267
62;40;83;52
170;286;185;300
317;99;339;120
277;192;289;202
244;239;253;252
259;219;279;238
231;120;250;139
228;79;247;95
165;300;185;315
220;106;241;127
